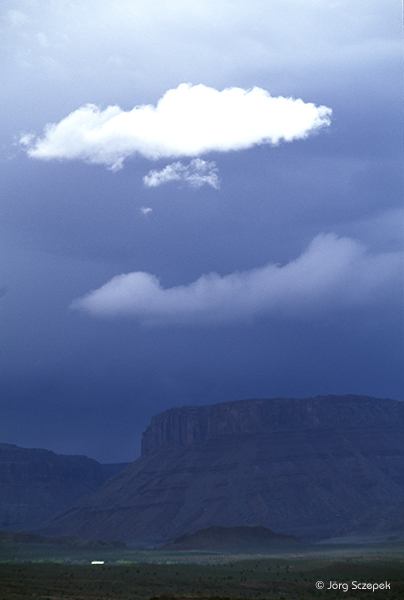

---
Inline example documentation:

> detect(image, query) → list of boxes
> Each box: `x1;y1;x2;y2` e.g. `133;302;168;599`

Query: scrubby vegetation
0;541;403;599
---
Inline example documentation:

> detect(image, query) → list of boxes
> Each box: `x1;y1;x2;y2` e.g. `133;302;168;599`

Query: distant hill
163;525;300;551
34;395;404;545
0;443;106;531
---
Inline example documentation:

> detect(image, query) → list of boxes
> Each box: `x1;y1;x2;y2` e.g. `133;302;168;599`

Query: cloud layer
71;233;402;324
22;84;332;170
143;159;219;189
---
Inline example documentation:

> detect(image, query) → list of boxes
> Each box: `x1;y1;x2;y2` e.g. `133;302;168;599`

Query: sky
1;0;402;463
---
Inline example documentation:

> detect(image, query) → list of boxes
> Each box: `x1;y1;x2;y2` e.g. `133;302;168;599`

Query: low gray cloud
71;233;402;324
143;159;220;189
21;84;332;171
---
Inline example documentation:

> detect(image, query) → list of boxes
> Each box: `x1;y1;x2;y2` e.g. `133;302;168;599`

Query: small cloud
21;83;332;169
143;158;220;189
140;207;153;217
70;234;402;325
19;133;35;147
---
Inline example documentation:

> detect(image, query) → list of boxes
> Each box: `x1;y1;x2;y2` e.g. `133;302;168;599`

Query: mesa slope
36;395;404;545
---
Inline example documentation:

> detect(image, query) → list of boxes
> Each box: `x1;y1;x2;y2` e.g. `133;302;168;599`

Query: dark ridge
163;525;300;551
0;443;105;531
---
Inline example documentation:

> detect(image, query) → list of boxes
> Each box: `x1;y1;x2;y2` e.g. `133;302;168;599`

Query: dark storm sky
1;0;402;462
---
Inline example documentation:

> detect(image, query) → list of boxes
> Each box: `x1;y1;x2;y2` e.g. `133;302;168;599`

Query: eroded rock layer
37;395;404;544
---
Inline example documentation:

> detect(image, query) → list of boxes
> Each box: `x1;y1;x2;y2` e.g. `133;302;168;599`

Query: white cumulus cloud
70;233;402;325
21;83;332;171
143;158;220;189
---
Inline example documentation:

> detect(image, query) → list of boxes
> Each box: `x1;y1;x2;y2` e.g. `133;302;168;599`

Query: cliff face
38;396;404;545
141;395;402;454
0;443;105;531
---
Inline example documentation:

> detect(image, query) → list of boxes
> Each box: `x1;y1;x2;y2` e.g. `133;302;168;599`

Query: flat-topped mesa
39;394;404;544
141;394;402;456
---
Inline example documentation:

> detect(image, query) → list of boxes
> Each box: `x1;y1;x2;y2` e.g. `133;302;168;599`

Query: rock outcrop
0;443;105;531
36;395;404;545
